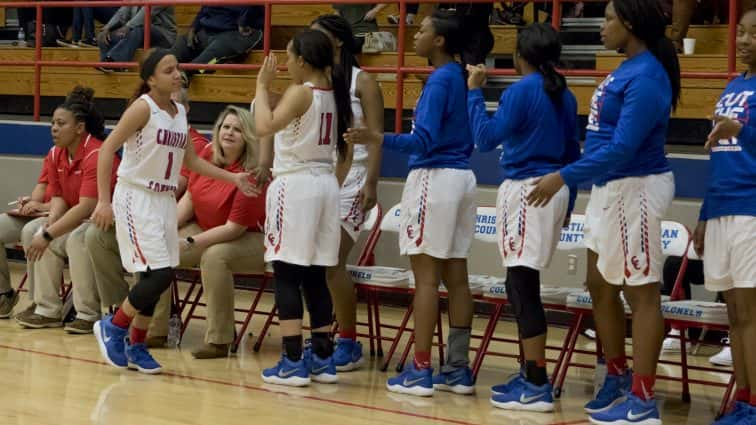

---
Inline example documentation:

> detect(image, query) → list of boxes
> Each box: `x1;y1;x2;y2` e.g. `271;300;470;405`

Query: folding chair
661;245;733;413
252;204;384;353
553;219;691;398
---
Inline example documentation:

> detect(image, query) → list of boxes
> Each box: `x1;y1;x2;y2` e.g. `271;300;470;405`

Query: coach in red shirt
17;87;120;332
162;105;266;358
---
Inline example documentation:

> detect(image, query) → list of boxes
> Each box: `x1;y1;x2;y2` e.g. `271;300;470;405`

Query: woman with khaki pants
176;105;268;359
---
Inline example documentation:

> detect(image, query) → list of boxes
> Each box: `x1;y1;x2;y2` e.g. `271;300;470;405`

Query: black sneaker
78;39;97;48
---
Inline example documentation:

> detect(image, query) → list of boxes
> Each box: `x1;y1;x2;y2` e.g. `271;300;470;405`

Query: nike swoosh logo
103;332;112;343
627;409;654;421
278;368;301;378
403;377;426;387
312;365;329;374
520;393;545;404
446;376;463;385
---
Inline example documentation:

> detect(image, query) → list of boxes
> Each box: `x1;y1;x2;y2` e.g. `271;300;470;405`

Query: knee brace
127;267;173;316
301;265;334;330
273;261;304;321
506;266;547;339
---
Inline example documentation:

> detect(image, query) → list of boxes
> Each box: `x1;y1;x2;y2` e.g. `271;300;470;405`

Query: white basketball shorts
583;172;675;286
704;215;756;291
113;182;179;273
497;177;569;270
399;168;477;259
264;170;340;267
340;163;368;242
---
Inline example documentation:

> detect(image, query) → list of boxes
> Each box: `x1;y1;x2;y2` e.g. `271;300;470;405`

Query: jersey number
164;152;174;180
318;112;333;146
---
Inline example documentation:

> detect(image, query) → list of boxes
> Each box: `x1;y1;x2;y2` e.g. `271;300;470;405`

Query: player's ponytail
129;48;173;106
312;14;360;99
292;29;353;161
613;0;681;110
516;23;567;105
58;85;106;140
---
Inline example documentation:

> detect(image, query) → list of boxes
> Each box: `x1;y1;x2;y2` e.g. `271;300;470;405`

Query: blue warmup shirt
383;62;474;170
560;50;672;187
467;72;581;213
699;74;756;221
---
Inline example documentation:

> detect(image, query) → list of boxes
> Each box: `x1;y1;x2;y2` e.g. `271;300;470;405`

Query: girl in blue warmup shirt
695;9;756;425
467;23;580;412
345;10;477;397
528;1;681;424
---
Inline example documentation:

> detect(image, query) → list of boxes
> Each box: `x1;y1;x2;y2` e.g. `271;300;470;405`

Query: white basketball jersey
118;94;189;193
350;67;368;163
273;82;338;176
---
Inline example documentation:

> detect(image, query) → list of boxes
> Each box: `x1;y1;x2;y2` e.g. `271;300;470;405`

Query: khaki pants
30;222;99;320
0;214;42;293
153;223;265;345
85;225;170;337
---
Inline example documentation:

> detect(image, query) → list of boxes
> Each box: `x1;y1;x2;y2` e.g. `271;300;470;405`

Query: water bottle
167;313;182;348
17;28;26;47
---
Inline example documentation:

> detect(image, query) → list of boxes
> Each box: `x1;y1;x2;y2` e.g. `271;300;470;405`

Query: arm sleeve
228;183;267;231
467;87;525;153
38;155;51;184
562;95;581;216
560;76;667;187
698;199;708;221
47;151;63;198
103;7;128;30
382;81;446;155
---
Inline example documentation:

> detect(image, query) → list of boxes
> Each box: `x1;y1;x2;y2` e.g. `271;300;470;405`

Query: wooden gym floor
0;263;730;425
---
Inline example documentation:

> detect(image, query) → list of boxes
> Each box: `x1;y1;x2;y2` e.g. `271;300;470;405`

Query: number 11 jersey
118;94;189;193
273;83;337;176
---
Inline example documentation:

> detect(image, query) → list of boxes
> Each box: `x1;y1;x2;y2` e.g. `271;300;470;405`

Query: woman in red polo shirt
176;105;267;359
17;86;119;330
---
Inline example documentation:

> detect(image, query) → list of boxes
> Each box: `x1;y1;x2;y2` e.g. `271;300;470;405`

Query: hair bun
65;86;95;109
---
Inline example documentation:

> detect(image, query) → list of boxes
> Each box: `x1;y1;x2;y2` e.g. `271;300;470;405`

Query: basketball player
467;23;580;412
311;14;384;372
254;30;353;387
696;8;756;425
527;1;681;423
91;49;256;374
345;10;476;397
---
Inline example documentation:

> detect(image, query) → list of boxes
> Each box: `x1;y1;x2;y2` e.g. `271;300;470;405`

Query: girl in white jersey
90;49;257;374
255;30;353;387
311;14;384;372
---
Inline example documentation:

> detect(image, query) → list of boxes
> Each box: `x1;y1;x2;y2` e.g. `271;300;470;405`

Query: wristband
42;230;54;242
186;236;195;245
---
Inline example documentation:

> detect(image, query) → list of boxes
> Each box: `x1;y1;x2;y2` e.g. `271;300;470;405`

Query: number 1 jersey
273;83;338;176
118;94;189;193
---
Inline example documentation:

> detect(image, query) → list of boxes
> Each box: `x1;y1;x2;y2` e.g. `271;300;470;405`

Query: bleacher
0;3;735;123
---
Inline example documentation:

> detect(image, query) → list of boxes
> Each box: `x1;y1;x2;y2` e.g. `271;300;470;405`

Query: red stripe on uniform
415;171;430;247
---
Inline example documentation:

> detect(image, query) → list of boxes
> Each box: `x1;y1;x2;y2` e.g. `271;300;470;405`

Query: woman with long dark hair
528;1;681;423
310;13;384;372
254;29;353;387
467;23;580;412
345;10;476;397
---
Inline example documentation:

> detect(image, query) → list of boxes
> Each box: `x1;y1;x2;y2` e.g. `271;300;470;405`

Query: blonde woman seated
176;105;268;359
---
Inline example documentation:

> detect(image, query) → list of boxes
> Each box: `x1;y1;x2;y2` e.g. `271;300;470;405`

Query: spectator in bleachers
17;6;73;48
333;3;388;50
15;87;120;332
671;0;756;51
170;6;264;82
0;151;54;318
57;6;119;48
96;6;176;73
388;3;419;25
173;106;267;359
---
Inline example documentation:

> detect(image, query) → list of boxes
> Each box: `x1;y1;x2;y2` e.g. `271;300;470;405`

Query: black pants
171;28;263;66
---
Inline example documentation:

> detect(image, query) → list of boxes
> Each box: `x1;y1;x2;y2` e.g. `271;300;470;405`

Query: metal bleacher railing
0;0;741;127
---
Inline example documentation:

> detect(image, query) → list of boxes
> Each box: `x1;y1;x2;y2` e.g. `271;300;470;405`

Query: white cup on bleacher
683;38;696;55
